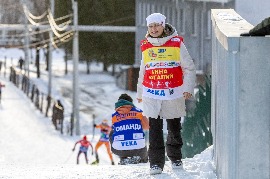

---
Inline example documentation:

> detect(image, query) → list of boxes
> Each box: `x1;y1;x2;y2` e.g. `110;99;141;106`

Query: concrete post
211;9;270;179
72;0;80;135
48;0;54;97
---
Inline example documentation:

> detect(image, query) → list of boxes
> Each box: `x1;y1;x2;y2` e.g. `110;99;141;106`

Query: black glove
93;124;96;127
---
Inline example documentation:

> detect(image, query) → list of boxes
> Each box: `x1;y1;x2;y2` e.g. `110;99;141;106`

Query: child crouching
110;93;149;165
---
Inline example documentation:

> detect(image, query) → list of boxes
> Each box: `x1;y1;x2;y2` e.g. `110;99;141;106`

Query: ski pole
91;114;96;142
64;150;74;164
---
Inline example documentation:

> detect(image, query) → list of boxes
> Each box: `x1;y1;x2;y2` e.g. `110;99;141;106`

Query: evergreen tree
55;0;135;71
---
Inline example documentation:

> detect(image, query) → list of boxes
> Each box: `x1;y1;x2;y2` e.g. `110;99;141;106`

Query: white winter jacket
136;24;196;119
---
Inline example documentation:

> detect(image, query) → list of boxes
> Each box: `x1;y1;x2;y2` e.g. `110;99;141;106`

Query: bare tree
28;0;49;77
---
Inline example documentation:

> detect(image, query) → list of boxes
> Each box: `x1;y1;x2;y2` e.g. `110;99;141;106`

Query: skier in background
0;81;5;103
51;99;64;133
18;57;24;70
92;119;115;165
72;135;93;164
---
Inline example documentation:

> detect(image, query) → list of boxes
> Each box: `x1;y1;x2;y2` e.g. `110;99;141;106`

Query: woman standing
136;13;196;175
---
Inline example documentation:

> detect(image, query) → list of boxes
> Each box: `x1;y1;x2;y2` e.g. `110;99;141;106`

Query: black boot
91;153;99;165
95;153;99;163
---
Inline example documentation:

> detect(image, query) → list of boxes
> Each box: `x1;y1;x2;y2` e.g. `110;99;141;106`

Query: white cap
146;13;166;27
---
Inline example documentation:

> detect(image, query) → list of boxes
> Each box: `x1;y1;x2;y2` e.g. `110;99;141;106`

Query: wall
211;9;270;179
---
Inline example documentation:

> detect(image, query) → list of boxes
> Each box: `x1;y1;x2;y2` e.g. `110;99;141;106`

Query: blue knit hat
115;99;134;109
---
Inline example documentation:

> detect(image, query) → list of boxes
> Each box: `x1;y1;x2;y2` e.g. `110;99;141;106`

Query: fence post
45;95;51;117
70;113;74;136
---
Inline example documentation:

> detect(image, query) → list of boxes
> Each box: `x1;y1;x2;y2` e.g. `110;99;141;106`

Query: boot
95;153;99;163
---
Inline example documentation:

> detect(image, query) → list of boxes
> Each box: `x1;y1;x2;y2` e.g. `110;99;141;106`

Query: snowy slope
0;48;217;178
0;77;216;179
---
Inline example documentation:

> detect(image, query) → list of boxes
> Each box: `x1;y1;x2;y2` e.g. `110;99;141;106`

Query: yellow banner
143;47;180;64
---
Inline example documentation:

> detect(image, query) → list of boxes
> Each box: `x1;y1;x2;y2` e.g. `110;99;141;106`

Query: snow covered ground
0;48;217;178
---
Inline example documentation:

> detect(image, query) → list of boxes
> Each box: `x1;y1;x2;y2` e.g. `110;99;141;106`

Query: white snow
0;48;217;179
